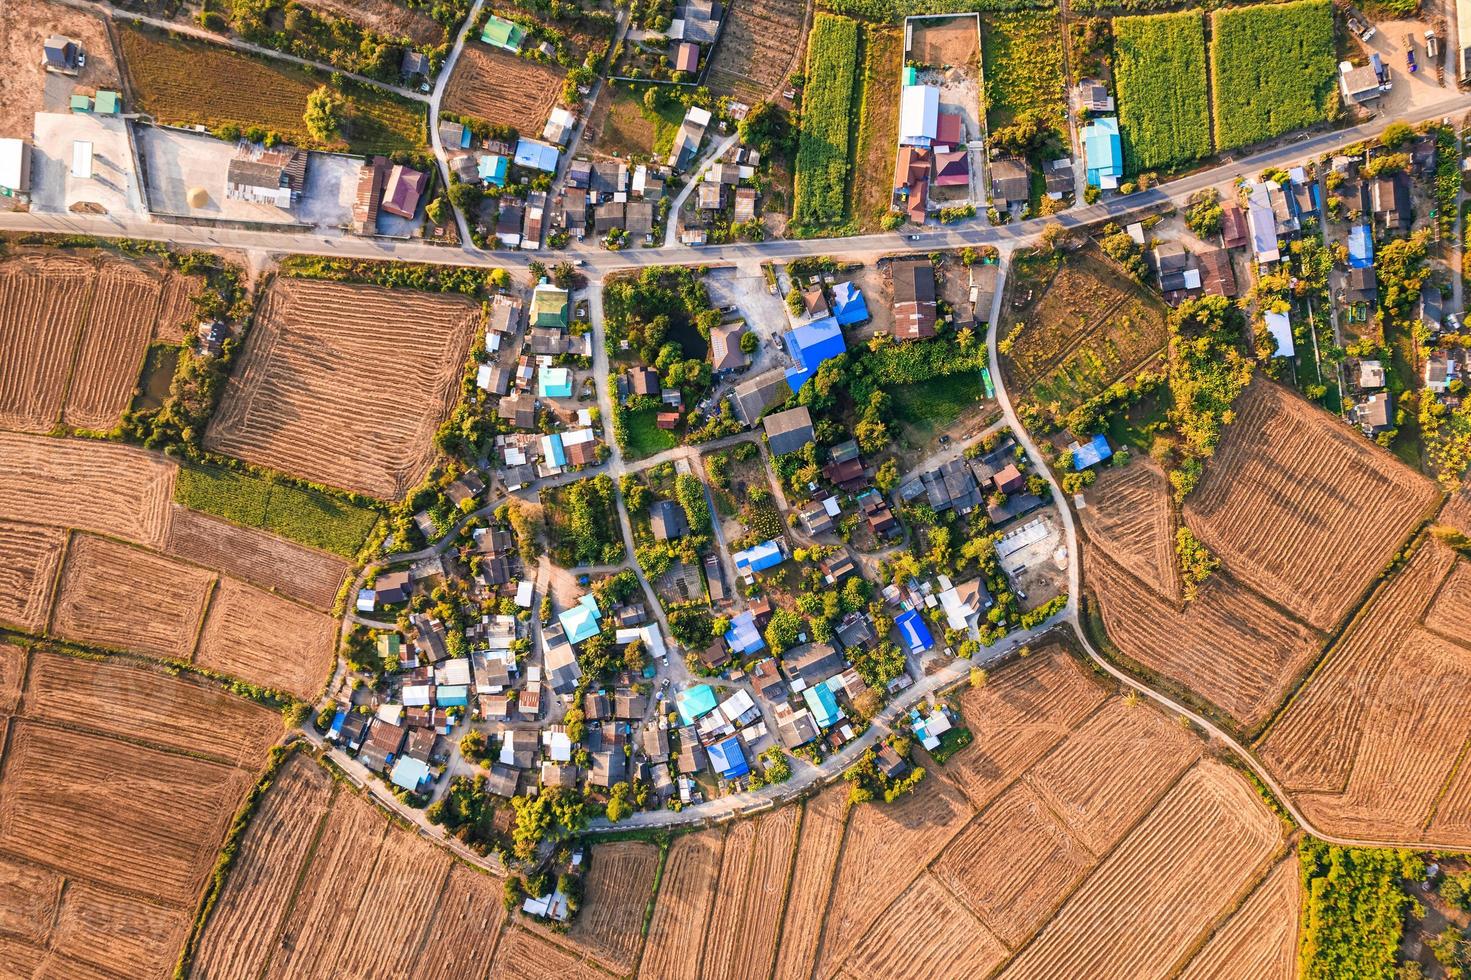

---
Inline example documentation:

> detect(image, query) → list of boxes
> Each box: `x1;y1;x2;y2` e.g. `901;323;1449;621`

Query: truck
1349;14;1376;41
1426;28;1441;61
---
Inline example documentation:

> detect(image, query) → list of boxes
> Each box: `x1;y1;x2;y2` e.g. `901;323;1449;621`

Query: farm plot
1179;857;1299;980
1426;560;1471;640
641;829;726;980
1185;381;1439;632
1112;12;1211;172
163;505;350;611
1210;0;1337;151
0;250;197;434
50;533;215;662
119;25;425;154
193;577;338;699
941;642;1111;811
1001;247;1170;419
772;787;849;980
706;0;808;103
702;806;801;980
816;769;976;976
851;26;902;232
206;278;480;500
793;13;860;229
0;432;176;548
0;644;22;715
0;721;255;905
560;840;660;973
410;864;508;980
841;872;1008;979
993;761;1284;979
443;43;564;134
1079;461;1178;597
931;782;1096;949
300;0;448;47
0;521;66;633
22;649;280;767
980;11;1066;134
322;829;455;977
490;928;608;980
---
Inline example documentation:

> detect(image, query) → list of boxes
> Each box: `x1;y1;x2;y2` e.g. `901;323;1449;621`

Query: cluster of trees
554;475;625;565
1297;840;1423;980
425;775;509;856
1174;527;1219;601
1184;189;1223;238
1163;296;1254;500
278;255;502;296
215;0;452;83
844;738;926;805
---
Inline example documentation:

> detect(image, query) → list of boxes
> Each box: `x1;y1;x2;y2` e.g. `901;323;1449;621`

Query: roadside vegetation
1112;12;1211;173
793;13;861;231
1210;0;1336;151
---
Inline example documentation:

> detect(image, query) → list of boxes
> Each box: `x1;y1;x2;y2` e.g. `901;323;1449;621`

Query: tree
459;729;489;762
1381;120;1414;150
875;459;900;493
739;330;759;354
425;196;450;226
881;211;905;231
763;608;804;654
605;781;634;822
303;85;345;142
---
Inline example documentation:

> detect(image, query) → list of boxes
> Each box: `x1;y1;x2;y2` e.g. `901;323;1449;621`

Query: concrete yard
30;111;144;215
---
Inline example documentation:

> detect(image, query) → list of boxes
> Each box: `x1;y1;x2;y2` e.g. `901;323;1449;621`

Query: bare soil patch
907;14;980;69
193;577;337;699
300;0;445;46
443;43;563;133
206;278;479;499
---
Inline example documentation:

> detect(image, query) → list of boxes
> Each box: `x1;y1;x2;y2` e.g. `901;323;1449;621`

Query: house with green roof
531;279;569;328
481;15;525;52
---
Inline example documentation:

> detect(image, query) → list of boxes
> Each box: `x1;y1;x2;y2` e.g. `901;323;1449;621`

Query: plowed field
1080;461;1178;597
706;0;808;103
1179;857;1299;980
164;505;349;610
444;43;564;133
0;521;65;632
193;577;337;698
840;872;1008;979
702;806;800;980
1185;381;1439;631
206;278;480;499
641;829;725;980
562;840;660;973
772;786;848;980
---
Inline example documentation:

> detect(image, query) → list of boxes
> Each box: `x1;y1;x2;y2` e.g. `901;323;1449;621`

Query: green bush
1298;839;1425;979
1210;0;1337;150
1113;12;1211;172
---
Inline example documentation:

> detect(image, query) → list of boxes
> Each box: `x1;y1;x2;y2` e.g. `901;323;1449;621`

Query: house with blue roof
479;154;508;187
803;682;842;729
676;684;719;725
895;609;933;653
830;282;869;326
538;366;573;398
558;593;602;645
1348;224;1374;269
514;138;559;173
541;432;567;469
733;540;785;579
390;755;431;792
783;316;846;392
725;610;766;656
708;736;750;779
1070;433;1113;470
437;685;469;707
1082;117;1122;190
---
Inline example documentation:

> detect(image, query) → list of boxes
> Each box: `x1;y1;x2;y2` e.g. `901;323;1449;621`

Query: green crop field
794;13;861;229
1211;0;1337;150
1112;12;1211;172
174;464;379;558
119;25;425;154
980;11;1066;133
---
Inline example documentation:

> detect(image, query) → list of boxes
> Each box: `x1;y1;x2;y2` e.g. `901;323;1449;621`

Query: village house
890;257;937;339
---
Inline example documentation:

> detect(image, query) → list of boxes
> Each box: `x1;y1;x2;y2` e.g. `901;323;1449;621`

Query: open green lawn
981;11;1066;134
623;405;680;459
1210;0;1337;150
891;371;985;440
119;25;424;154
1112;12;1211;173
174;464;379;558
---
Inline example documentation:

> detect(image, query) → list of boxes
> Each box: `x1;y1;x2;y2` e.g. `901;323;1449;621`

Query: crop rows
1113;12;1211;172
793;13;860;227
1210;0;1337;150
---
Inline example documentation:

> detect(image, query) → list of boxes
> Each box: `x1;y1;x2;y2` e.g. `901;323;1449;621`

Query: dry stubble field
0;251;200;433
0;646;278;980
206;278;481;499
704;0;808;103
443;43;564;134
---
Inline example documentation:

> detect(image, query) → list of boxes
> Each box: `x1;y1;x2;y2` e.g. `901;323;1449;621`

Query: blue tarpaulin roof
724;610;766;655
677;684;719;725
1348;224;1374;269
896;609;932;653
734;540;785;575
708;736;750;779
830;282;869;326
803;683;841;728
514;138;559;172
783;316;846;392
1072;433;1113;470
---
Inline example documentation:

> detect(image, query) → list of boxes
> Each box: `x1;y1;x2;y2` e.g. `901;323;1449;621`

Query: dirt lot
1185;380;1439;632
0;0;120;141
907;13;980;69
1261;534;1471;845
0;250;199;434
705;0;807;104
443;42;564;134
301;0;446;47
1001;245;1170;421
206;277;480;500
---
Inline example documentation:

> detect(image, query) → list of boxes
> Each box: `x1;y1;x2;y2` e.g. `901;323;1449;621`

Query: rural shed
0;139;30;198
708;736;750;779
1264;310;1294;358
734;540;786;577
762;405;815;456
481;15;525;50
895;610;933;653
1070;433;1114;469
515;138;560;172
1082;117;1121;189
899;84;940;146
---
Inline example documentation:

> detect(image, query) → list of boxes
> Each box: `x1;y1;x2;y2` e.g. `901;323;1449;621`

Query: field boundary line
189;576;221;665
42;529;75;638
53;262;99;428
512;924;624;977
1249;513;1444;747
0;841;191;911
1422;733;1471;833
629;835;671;977
1164;842;1296;980
255;769;341;980
0;718;11;789
763;800;805;980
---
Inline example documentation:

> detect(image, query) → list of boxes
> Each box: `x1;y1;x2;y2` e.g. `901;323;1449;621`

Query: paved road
427;0;487;245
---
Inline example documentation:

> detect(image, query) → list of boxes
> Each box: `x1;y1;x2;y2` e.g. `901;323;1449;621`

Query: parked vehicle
1407;44;1418;73
1348;14;1376;41
1426;29;1441;61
